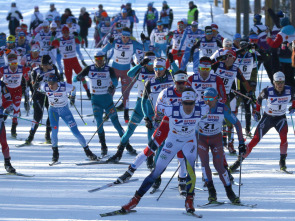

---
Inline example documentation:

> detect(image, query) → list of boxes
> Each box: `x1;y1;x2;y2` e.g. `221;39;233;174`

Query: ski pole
238;155;243;198
83;47;95;64
290;114;295;135
86;70;141;145
80;81;83;117
157;164;180;201
69;99;87;125
3;113;46;126
231;89;255;103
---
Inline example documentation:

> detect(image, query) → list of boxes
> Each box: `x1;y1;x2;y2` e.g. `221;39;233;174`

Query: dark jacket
6;7;23;35
78;12;91;37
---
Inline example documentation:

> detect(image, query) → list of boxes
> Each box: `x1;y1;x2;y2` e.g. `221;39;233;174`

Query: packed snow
0;0;294;220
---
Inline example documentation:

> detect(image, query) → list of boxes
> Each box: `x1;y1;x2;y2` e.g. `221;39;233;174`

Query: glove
131;61;136;67
107;85;115;94
109;36;114;44
73;75;78;83
31;40;35;45
168;52;174;64
140;57;151;66
253;111;261;122
36;75;43;83
52;31;57;37
140;33;146;42
238;143;246;156
69;95;76;106
33;82;40;91
167;32;173;37
177;50;182;57
73;32;79;37
246;91;256;103
289;106;295;114
217;54;228;61
17;48;23;54
144;117;153;130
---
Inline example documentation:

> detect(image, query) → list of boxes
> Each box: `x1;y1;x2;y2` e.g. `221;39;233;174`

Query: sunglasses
205;32;213;35
227;54;234;58
148;62;154;65
19;36;26;39
95;56;105;61
122;35;130;38
9;62;18;66
182;101;195;105
275;81;284;84
175;81;186;85
204;97;216;101
154;67;165;71
199;67;211;71
7;41;14;44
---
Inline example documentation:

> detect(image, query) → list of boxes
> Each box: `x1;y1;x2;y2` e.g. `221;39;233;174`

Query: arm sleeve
267;34;283;48
109;67;118;88
65;83;74;93
141;81;154;119
256;88;268;111
216;40;223;48
170;62;179;74
150;30;155;46
1;82;12;109
0;67;4;79
102;42;114;52
224;104;244;143
76;66;90;81
127;64;142;78
216;76;227;103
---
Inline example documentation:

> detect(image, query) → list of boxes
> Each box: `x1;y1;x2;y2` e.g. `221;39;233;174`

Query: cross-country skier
37;73;97;163
118;88;201;214
198;87;245;204
0;79;16;173
74;50;135;156
230;71;294;172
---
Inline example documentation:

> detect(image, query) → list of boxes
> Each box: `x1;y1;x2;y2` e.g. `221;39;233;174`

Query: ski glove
168;52;174;63
144;117;153;130
140;57;151;66
109;36;114;44
253;111;261;122
238;143;246;156
107;85;115;95
177;50;182;57
140;33;146;42
73;32;79;37
289;106;295;114
73;75;78;83
52;31;57;37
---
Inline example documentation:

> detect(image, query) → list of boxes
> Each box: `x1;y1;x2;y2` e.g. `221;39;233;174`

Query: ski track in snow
0;0;294;220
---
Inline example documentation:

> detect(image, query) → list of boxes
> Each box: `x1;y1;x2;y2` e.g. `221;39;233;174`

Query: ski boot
225;185;240;204
121;191;141;212
98;132;108;157
146;155;154;171
207;181;217;202
116;103;124;111
245;127;252;138
124;109;129;124
152;176;162;190
279;154;287;171
83;146;97;160
24;133;34;145
225;166;234;183
185;193;195;213
52;147;59;162
11;122;17;138
178;176;187;196
81;60;87;67
4;158;16;173
45;127;52;144
227;139;237;154
229;156;244;172
126;143;137;155
106;143;125;163
86;89;91;100
116;165;136;184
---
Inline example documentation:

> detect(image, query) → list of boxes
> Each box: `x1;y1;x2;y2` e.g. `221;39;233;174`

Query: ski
0;172;34;177
197;201;226;208
150;187;160;194
15;143;31;147
224;202;257;208
49;161;61;166
276;169;293;174
170;186;207;192
183;212;203;218
100;209;136;217
88;178;139;193
76;160;130;166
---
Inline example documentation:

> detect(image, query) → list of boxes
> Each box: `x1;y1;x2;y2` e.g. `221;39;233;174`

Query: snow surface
0;0;294;220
